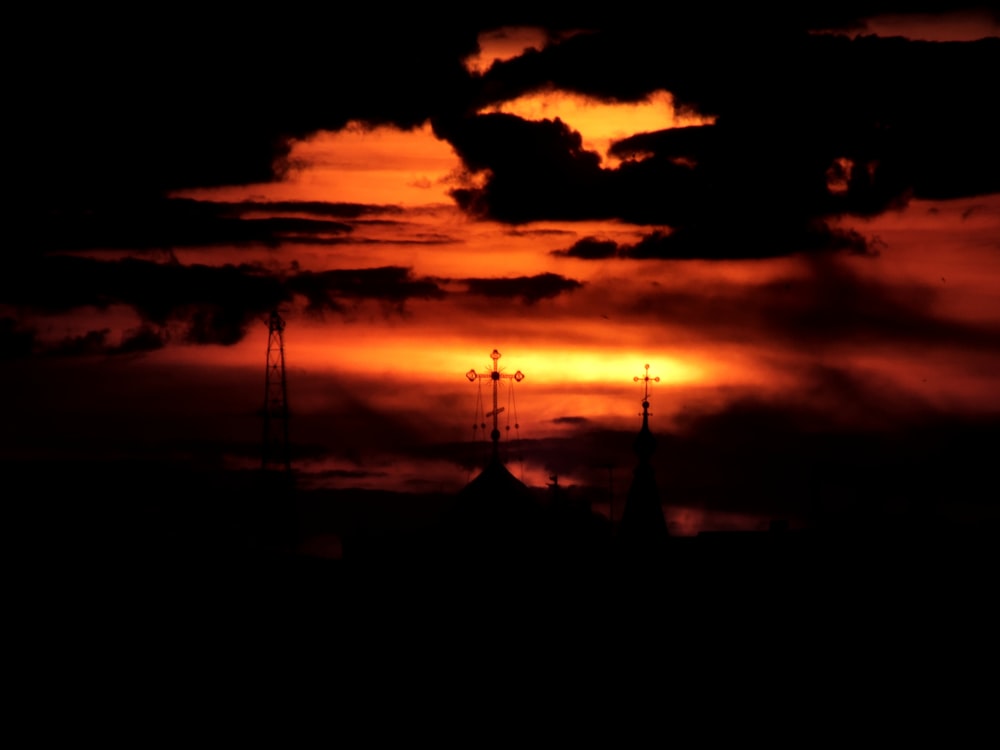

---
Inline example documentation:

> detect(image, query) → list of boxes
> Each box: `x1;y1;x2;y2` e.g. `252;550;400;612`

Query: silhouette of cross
467;349;524;450
634;363;659;414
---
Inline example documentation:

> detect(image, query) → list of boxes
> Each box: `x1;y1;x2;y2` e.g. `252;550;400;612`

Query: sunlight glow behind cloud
478;89;717;167
861;10;1000;41
463;26;573;75
172;123;463;206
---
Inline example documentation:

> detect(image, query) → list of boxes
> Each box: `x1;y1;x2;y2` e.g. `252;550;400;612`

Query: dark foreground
10;459;998;720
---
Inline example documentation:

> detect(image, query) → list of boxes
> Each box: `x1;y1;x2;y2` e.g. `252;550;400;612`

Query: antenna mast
262;309;291;474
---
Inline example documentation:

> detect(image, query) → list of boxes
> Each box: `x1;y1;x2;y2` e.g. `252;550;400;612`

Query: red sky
6;4;1000;538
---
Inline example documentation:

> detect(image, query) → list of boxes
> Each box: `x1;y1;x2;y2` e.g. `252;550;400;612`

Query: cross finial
634;363;659;415
466;349;524;458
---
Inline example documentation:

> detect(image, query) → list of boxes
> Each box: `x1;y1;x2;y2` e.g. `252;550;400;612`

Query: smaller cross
634;363;659;415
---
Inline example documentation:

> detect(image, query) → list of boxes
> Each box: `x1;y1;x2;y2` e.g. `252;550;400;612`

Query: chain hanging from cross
467;349;524;454
634;363;659;417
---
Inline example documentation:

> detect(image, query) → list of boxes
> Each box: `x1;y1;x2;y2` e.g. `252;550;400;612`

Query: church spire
447;349;538;564
619;363;668;549
633;363;659;462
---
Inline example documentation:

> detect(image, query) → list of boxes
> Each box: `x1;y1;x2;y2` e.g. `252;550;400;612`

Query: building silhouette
617;364;668;559
434;349;543;568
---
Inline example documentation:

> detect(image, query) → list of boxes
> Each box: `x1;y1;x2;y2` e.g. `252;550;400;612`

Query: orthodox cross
467;349;524;456
634;363;660;417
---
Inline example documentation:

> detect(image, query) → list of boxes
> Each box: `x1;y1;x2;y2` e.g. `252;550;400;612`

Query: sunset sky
6;3;999;536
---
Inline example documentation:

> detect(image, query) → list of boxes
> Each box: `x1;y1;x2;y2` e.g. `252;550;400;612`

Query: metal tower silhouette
262;309;291;474
466;349;524;462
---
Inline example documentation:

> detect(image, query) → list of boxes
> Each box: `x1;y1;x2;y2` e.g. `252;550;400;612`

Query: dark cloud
0;318;36;359
10;5;997;265
631;224;875;260
1;256;452;354
106;260;285;336
439;27;999;257
10;9;484;209
30;198;357;254
0;317;166;359
659;380;1000;526
610;251;1000;351
45;329;113;357
3;255;289;318
554;237;620;260
116;325;169;355
440;113;607;223
5;2;998;549
287;267;446;317
557;223;875;261
4;262;604;363
751;253;1000;350
183;306;257;346
552;416;590;425
463;272;584;304
520;363;1000;529
440;107;873;253
236;202;406;220
303;468;392;484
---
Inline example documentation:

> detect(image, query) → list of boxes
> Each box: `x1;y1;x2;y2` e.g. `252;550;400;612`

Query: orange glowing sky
165;66;1000;504
9;9;1000;536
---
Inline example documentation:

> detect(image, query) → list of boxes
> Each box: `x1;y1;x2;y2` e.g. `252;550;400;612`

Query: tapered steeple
618;364;668;549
